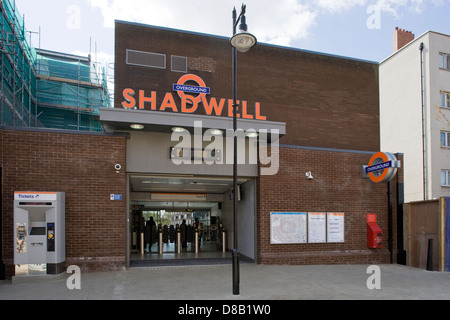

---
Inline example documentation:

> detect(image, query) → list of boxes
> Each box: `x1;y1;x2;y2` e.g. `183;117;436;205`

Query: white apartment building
380;29;450;202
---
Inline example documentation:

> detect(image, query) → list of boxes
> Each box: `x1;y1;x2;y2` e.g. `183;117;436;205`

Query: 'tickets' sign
363;152;401;183
121;74;267;120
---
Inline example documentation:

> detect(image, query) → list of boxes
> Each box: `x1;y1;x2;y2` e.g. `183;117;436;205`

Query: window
439;53;450;70
171;56;187;73
441;170;450;187
441;91;450;108
441;131;450;147
126;49;166;69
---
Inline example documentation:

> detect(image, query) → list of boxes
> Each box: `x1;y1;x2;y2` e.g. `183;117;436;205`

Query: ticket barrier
218;225;226;253
14;192;65;276
140;224;226;255
158;225;163;254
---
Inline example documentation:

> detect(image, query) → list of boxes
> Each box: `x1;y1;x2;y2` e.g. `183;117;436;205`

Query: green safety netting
1;0;110;132
34;57;92;83
37;79;106;114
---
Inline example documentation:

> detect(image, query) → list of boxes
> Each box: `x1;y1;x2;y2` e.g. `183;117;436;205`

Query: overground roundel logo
173;74;211;104
365;152;400;183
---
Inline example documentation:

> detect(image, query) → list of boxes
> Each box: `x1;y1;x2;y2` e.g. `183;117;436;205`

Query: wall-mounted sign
110;194;123;201
327;212;345;243
270;212;346;245
270;212;307;244
173;74;210;100
308;212;327;243
363;152;401;183
14;192;57;201
122;74;267;121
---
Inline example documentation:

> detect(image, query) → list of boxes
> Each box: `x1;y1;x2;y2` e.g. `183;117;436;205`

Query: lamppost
230;4;257;296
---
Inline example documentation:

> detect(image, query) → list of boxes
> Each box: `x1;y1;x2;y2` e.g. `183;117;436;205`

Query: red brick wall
113;22;397;266
115;22;380;152
0;128;127;279
257;147;402;265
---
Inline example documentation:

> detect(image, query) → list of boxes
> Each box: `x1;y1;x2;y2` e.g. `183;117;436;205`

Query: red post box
367;214;382;249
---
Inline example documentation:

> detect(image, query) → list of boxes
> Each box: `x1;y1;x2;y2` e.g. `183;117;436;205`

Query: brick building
0;129;127;279
0;20;404;280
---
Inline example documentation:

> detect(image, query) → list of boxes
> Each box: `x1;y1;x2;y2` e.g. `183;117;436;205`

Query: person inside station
180;219;187;248
145;217;156;253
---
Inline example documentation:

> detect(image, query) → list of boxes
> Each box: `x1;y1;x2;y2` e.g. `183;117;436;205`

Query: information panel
270;212;307;244
327;212;345;243
308;212;326;243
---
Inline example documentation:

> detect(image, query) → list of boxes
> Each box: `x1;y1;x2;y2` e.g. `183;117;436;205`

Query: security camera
115;164;122;171
306;171;314;180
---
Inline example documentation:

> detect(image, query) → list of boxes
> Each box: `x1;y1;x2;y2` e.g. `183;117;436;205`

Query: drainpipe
419;42;427;201
388;180;393;264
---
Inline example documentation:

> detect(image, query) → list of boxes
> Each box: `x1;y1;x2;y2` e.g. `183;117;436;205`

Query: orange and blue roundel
173;74;210;103
364;152;401;183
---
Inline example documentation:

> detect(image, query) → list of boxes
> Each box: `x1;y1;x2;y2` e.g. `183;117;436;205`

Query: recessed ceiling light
247;132;259;138
130;124;144;130
210;129;223;136
172;127;185;133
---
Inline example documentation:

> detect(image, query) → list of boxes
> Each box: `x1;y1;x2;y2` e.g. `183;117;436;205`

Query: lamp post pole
231;6;240;296
230;4;257;296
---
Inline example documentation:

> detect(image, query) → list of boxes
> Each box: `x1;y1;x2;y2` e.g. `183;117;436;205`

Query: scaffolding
0;0;39;127
35;49;110;131
0;0;111;132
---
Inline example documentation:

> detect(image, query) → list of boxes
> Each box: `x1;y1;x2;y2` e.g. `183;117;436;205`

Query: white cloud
87;0;447;47
313;0;443;17
369;0;444;17
88;0;319;47
249;1;318;46
314;0;367;13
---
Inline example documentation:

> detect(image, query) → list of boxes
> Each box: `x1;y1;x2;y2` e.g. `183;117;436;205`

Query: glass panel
442;171;447;186
441;132;446;147
439;54;445;69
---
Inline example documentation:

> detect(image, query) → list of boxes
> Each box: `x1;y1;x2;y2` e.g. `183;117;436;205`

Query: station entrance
128;175;256;267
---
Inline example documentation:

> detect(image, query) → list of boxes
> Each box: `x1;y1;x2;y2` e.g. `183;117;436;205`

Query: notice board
327;212;345;243
270;212;307;244
308;212;327;243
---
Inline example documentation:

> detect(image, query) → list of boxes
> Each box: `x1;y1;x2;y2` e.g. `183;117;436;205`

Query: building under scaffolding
0;0;111;132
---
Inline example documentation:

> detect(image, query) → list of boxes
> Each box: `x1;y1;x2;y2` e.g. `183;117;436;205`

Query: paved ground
0;263;449;300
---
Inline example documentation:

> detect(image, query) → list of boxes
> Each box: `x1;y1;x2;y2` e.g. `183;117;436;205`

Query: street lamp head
231;32;257;53
231;16;257;53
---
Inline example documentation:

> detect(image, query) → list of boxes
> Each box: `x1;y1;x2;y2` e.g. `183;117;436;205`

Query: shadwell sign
121;74;267;120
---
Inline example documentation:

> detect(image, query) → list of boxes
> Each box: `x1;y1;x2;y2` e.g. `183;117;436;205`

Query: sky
16;0;450;77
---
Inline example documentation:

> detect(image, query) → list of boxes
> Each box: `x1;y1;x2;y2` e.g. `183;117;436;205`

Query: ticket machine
14;192;65;276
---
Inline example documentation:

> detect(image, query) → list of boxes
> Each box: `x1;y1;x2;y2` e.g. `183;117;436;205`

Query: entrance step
130;256;254;268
